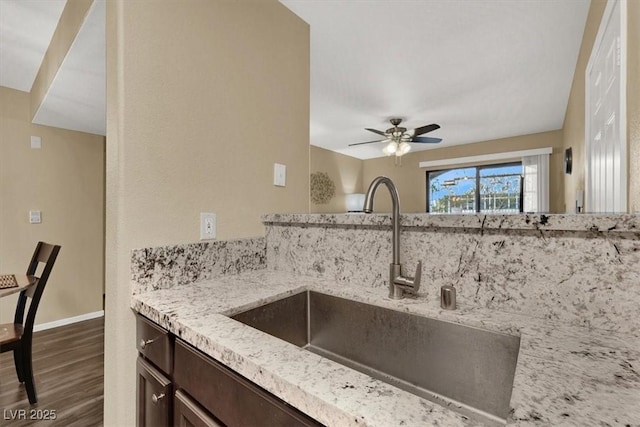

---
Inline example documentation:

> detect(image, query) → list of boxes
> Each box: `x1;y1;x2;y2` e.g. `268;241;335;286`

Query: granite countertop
131;270;640;427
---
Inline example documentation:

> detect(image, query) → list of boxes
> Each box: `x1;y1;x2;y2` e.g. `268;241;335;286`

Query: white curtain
522;154;549;213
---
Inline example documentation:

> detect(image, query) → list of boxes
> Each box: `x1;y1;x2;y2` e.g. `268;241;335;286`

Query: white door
586;0;626;213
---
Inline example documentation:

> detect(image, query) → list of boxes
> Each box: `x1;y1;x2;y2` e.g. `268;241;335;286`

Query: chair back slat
27;242;54;275
24;281;39;299
35;243;57;264
14;242;61;335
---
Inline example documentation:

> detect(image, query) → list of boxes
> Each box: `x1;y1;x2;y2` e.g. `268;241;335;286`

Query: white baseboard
34;310;104;332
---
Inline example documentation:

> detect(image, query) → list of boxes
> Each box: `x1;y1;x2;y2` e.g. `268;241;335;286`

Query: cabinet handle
140;338;154;349
151;393;165;404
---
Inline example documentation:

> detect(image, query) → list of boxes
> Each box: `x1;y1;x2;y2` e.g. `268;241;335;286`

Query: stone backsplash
131;237;266;295
263;213;640;335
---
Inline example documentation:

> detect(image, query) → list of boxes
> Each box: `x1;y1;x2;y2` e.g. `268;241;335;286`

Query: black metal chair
0;242;61;404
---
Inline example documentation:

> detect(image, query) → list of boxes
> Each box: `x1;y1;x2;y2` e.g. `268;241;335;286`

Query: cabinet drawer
137;314;173;373
175;389;223;427
174;340;323;427
137;357;172;427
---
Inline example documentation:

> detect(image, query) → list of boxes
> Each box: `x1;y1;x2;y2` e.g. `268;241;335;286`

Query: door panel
586;0;625;213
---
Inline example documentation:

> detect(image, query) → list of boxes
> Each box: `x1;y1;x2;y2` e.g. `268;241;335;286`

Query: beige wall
562;0;606;212
361;131;564;213
0;86;104;324
310;145;363;213
104;1;309;425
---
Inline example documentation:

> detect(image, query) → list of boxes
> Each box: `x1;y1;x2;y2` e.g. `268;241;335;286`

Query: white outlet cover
29;210;41;224
30;136;42;149
200;213;216;240
274;163;286;187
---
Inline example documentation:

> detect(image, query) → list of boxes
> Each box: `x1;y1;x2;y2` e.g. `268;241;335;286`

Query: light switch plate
274;163;286;187
30;136;41;149
29;210;41;224
200;213;216;240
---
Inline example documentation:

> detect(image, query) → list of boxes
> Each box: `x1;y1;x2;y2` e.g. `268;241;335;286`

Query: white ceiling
281;0;591;160
0;0;105;136
0;0;66;92
32;0;105;136
1;1;589;146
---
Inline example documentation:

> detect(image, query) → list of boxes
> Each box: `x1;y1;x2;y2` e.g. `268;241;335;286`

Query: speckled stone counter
132;270;640;427
131;213;640;426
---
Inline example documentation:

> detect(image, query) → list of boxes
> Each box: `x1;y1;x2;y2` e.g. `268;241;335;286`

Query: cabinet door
174;340;323;427
174;389;223;427
137;314;173;373
137;357;172;427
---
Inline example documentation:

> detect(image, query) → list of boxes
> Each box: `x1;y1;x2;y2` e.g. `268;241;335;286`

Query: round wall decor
310;172;335;204
564;147;572;175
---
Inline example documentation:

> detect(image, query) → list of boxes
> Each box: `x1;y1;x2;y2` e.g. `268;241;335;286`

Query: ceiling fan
349;118;442;157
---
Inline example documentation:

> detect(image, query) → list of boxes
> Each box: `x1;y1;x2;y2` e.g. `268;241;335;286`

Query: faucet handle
393;261;422;295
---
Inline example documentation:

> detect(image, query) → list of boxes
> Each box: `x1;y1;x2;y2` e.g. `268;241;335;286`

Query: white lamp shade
383;141;397;156
398;141;411;156
346;193;365;212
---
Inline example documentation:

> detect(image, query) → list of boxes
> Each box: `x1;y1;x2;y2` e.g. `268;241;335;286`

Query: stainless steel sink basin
230;291;520;426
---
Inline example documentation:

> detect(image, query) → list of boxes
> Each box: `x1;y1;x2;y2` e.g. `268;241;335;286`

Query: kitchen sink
230;291;520;426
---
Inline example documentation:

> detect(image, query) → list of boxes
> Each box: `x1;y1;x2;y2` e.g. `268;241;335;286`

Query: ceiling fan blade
349;140;383;146
365;128;387;137
412;137;443;144
413;123;440;136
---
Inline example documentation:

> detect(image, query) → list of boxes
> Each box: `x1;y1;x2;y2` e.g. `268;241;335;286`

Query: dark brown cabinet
136;314;323;427
174;389;223;427
174;340;322;427
137;315;173;373
137;358;172;427
137;315;174;427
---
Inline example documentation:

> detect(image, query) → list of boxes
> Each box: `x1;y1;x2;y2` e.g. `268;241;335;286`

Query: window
427;163;523;214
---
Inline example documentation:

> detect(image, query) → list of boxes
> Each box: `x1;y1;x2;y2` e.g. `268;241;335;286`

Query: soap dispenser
440;285;456;310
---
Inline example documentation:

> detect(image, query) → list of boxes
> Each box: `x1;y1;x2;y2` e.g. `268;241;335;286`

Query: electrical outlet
200;213;216;240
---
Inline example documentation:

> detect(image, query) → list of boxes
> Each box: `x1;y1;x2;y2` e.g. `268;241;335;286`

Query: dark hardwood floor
0;317;104;426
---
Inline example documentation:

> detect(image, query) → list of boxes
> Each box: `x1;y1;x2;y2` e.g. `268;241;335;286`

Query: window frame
426;161;524;214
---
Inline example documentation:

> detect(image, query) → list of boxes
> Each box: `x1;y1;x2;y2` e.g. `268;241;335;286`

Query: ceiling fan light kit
384;141;412;156
398;141;411;156
349;118;442;158
383;141;397;156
